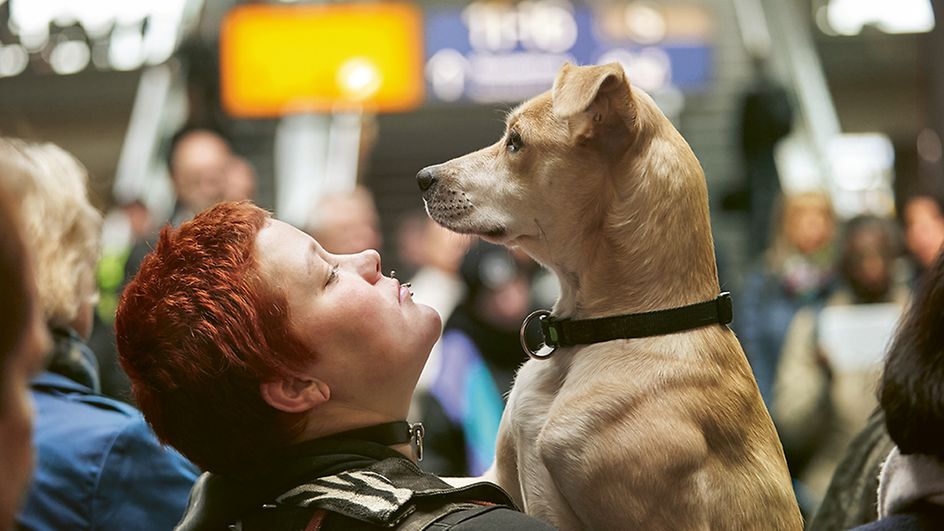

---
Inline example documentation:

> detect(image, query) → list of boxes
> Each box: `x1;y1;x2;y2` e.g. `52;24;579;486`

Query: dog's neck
548;129;720;320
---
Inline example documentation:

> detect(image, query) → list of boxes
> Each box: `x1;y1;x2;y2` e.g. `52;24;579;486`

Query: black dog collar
519;292;733;360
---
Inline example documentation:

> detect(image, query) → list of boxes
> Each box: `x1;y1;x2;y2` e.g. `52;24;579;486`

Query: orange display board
220;3;424;117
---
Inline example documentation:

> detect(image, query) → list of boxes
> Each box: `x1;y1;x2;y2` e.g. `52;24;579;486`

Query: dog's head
418;63;713;298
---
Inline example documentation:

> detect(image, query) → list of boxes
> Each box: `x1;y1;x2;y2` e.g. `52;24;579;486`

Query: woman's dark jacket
174;435;554;530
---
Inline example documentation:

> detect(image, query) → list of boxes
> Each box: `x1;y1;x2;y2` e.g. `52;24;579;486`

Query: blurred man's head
223;156;256;202
122;199;152;241
169;128;231;214
903;195;944;269
307;187;382;254
840;215;899;303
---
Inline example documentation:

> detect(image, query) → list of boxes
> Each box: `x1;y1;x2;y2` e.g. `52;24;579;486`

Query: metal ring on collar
520;309;557;360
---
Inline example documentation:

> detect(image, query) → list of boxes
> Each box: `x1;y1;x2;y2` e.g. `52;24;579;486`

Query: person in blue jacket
0;138;198;531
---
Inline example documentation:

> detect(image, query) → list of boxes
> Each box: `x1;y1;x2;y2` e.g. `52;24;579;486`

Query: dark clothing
176;436;553;530
17;328;198;531
853;501;944;531
738;76;793;257
420;302;528;477
809;410;894;531
736;262;834;406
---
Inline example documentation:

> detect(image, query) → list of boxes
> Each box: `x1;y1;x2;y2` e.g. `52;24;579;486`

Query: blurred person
166;127;231;225
222;155;257;202
774;215;909;506
398;214;469;321
90;199;153;402
811;199;944;530
736;191;838;406
727;57;794;258
115;202;552;530
902;193;944;275
122;126;233;294
397;213;471;412
418;243;534;477
0;138;198;531
848;249;944;529
0;180;50;530
307;186;382;254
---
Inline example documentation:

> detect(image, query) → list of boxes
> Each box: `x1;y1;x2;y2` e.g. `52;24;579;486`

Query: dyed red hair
116;201;310;474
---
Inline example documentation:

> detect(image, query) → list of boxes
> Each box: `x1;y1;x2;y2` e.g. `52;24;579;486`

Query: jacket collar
31;370;94;394
175;437;515;530
175;439;407;530
43;327;101;392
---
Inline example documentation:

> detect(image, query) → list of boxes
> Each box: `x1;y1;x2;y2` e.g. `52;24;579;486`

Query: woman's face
255;219;441;418
786;202;834;255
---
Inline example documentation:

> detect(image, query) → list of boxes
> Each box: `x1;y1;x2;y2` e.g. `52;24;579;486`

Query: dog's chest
507;357;564;435
503;357;572;518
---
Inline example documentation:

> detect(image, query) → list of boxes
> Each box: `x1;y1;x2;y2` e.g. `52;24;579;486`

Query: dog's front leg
493;407;525;508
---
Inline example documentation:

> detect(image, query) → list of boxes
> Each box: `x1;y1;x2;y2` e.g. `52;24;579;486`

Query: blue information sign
424;1;713;104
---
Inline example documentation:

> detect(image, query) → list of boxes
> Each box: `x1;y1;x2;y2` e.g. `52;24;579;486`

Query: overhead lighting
0;44;29;77
49;40;90;75
5;0;189;75
108;24;145;71
823;0;935;36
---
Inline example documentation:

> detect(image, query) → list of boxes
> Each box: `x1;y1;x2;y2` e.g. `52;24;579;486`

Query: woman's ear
260;376;331;413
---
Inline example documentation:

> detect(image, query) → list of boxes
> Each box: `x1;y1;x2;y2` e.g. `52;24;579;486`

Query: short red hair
116;201;311;474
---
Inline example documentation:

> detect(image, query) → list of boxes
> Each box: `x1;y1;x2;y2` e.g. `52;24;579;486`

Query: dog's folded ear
552;62;636;147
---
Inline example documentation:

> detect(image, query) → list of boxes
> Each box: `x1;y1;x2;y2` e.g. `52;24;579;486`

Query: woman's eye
506;130;524;153
325;265;339;287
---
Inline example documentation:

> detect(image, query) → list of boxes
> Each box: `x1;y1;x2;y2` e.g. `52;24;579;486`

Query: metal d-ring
520;309;557;360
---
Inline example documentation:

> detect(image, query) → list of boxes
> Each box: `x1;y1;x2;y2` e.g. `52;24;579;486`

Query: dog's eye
506;130;524;153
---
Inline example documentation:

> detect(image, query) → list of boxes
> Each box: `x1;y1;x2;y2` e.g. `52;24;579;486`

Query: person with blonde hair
736;191;838;407
0;138;198;530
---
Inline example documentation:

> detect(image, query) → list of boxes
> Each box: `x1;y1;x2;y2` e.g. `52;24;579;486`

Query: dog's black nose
417;167;438;192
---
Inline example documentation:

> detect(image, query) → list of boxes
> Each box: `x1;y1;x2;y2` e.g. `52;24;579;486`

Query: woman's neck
295;402;415;461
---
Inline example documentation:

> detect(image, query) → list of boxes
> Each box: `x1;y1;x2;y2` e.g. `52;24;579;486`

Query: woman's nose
355;249;382;283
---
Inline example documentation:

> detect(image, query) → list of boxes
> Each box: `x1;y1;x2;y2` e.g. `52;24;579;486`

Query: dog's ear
552;62;636;145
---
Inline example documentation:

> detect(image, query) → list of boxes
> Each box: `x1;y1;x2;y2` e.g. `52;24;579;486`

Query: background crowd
3;0;944;530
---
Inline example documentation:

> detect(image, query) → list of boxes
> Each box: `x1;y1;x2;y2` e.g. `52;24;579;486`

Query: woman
116;201;552;530
0;138;198;530
737;191;837;406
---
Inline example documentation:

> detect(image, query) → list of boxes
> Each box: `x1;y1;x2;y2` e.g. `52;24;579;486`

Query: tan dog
417;63;802;530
